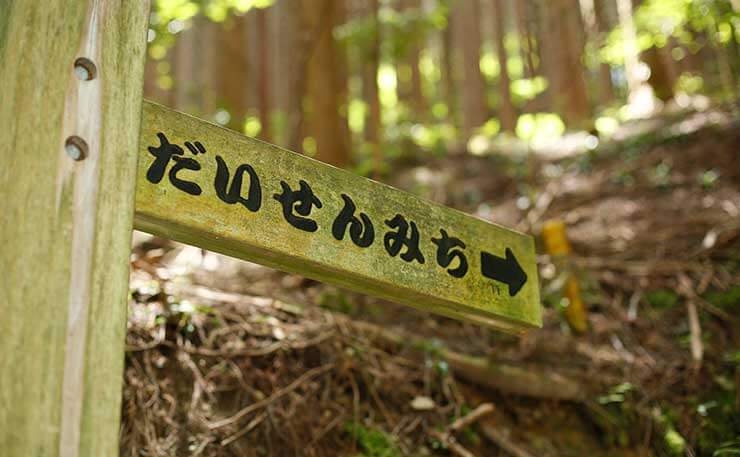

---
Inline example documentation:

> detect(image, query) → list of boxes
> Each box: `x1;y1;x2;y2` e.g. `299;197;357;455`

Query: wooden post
0;1;150;455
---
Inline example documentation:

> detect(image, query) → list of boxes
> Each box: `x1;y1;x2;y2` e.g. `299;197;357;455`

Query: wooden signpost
1;2;150;456
135;102;541;332
1;2;540;456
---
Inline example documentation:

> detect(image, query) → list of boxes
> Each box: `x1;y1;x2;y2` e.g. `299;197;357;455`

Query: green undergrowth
644;285;740;312
344;422;402;457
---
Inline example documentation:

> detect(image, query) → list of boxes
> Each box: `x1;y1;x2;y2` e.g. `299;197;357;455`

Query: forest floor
121;103;740;457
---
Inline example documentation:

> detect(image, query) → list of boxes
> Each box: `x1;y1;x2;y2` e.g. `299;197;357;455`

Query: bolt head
65;143;83;160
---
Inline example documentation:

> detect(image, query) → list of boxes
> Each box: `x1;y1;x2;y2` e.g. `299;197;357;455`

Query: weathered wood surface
0;1;150;456
135;102;541;331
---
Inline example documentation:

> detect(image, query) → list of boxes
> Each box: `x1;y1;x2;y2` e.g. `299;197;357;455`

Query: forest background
124;0;740;455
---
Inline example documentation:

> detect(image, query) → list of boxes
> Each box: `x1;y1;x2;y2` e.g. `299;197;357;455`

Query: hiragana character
273;179;323;232
146;132;203;196
431;229;468;278
332;194;374;248
383;214;425;263
214;155;261;212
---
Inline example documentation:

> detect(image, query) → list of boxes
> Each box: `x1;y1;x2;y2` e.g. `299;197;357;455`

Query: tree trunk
363;0;383;175
174;16;217;116
256;7;272;142
272;0;300;147
709;15;736;97
216;15;249;131
643;46;677;101
493;0;517;132
513;0;536;79
144;54;174;107
535;0;558;112
278;0;307;152
198;18;217;117
591;0;617;105
400;0;426;120
408;40;426;118
456;0;489;141
302;0;350;167
174;22;197;112
616;0;643;98
548;0;591;129
442;14;457;127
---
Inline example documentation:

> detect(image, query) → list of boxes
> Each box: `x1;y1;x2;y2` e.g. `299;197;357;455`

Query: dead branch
430;402;495;457
346;318;589;401
207;363;334;430
449;403;495;432
430;430;476;457
479;421;536;457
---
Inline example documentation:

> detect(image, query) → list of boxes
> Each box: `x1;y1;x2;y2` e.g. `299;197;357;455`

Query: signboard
134;101;541;332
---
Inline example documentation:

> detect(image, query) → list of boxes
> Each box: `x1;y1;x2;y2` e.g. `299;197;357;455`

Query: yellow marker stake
135;102;542;333
542;220;588;332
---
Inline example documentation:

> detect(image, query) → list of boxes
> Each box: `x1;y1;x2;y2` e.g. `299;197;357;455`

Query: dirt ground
122;105;740;456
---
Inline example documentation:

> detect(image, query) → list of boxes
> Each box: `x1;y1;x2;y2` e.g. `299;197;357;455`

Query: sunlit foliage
602;0;739;64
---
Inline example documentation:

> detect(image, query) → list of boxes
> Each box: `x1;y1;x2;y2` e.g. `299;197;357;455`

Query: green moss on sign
135;102;541;332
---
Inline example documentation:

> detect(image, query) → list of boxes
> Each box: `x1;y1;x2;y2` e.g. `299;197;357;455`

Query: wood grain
0;1;150;455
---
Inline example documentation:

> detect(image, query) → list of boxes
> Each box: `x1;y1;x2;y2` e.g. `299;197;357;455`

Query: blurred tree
492;0;517;132
539;0;591;129
363;0;383;175
144;54;174;107
441;5;457;128
143;0;739;157
272;0;303;149
455;0;488;140
587;0;617;105
399;0;427;120
513;0;537;80
173;22;195;112
256;7;271;141
200;19;219;115
282;0;308;152
616;0;649;106
643;45;678;101
558;0;591;128
537;0;562;114
303;0;351;167
216;15;248;130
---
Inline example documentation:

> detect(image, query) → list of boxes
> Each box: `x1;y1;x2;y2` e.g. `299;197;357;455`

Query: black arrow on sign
480;248;527;297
